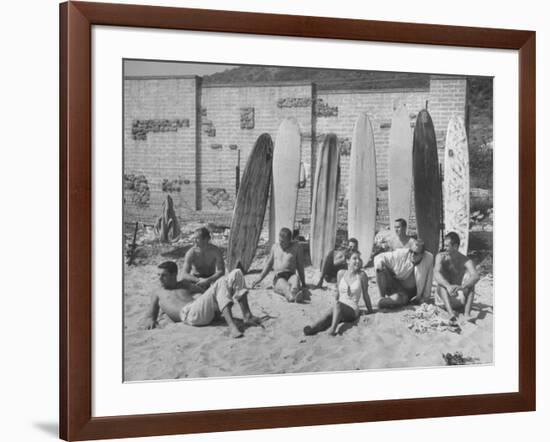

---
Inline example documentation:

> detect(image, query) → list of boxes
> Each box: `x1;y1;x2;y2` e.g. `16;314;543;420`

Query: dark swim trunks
273;271;295;285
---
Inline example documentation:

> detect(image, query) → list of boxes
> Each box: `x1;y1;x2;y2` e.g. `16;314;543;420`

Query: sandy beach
124;228;493;382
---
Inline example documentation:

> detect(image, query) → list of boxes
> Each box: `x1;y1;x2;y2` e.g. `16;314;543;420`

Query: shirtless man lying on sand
374;239;434;308
315;238;359;288
180;227;225;293
140;261;260;338
434;232;480;322
252;227;309;303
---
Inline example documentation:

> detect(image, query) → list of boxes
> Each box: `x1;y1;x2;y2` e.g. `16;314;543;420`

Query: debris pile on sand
442;351;479;365
403;303;461;334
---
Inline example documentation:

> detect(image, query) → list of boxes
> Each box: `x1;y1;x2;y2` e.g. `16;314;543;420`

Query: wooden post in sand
127;221;139;265
235;148;241;195
439;162;445;251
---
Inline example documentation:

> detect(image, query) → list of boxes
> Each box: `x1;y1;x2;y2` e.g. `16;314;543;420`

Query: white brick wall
123;76;467;235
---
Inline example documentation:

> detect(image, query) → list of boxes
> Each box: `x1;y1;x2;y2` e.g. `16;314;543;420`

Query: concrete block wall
124;76;199;224
315;76;467;234
123;75;467;238
200;82;314;228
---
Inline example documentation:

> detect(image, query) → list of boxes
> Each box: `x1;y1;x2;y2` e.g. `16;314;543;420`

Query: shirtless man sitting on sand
180;227;225;293
434;232;480;322
252;227;309;303
315;238;359;288
140;261;260;338
375;239;434;308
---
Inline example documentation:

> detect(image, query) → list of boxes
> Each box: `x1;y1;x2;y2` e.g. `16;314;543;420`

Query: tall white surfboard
348;114;377;262
272;118;301;239
389;104;413;225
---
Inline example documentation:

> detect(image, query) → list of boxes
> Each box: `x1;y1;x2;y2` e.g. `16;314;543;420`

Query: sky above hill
124;59;236;76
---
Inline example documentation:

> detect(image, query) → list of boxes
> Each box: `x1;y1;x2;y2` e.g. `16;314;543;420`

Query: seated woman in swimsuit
303;251;373;336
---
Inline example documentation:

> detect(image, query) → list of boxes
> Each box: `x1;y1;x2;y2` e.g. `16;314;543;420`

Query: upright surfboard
310;134;340;270
444;116;470;255
413;109;441;255
389;104;413;225
348;114;377;263
227;134;273;272
272;118;301;239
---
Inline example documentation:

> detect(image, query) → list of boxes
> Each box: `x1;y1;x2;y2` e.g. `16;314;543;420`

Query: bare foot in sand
449;316;459;327
229;327;244;338
328;328;338;336
294;290;306;303
244;315;262;326
227;323;243;338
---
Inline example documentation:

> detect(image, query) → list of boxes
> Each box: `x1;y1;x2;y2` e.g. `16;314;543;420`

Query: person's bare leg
375;268;390;299
463;287;475;319
236;290;262;326
316;257;332;288
220;304;243;338
274;278;296;302
328;302;343;335
304;309;333;335
437;286;457;320
288;274;306;303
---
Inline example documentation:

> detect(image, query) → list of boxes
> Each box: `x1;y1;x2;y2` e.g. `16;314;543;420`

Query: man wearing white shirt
374;239;434;308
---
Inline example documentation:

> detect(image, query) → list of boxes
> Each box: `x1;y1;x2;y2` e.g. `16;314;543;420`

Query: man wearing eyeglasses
374;239;434;308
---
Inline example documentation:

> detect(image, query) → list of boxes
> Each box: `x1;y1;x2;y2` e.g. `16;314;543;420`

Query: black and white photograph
123;59;494;382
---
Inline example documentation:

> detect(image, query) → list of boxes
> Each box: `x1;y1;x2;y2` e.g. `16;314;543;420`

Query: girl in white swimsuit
304;251;373;336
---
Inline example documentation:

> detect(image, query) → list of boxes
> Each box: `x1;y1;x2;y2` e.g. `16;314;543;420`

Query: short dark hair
194;226;211;240
395;218;407;229
348;237;358;246
445;232;461;247
279;227;292;240
158;261;178;274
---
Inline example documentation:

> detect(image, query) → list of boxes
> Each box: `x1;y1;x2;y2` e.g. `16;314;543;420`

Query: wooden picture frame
59;1;536;440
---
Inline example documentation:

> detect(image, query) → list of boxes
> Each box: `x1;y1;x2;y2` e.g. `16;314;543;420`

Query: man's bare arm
333;250;346;266
335;269;345;301
141;293;160;330
461;259;480;290
253;248;274;286
422;263;434;301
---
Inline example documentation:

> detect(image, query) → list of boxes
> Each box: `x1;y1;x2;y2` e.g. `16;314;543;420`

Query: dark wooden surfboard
227;134;273;272
310;134;340;270
413;109;441;255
